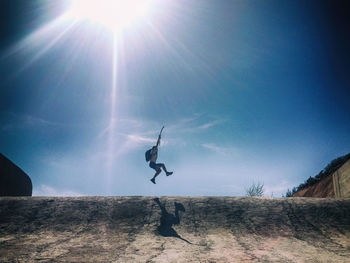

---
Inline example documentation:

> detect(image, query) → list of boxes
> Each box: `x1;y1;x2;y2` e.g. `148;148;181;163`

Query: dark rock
0;153;32;196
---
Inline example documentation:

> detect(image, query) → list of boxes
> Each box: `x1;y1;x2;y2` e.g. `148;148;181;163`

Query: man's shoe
151;178;156;184
166;172;173;176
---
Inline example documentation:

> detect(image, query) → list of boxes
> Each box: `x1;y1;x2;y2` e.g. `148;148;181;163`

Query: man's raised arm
156;134;161;147
156;126;164;147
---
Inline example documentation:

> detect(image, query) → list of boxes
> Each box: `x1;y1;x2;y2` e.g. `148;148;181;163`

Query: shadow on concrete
154;198;192;244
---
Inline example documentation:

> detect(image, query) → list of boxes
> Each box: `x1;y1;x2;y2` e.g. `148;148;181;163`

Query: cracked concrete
1;196;350;262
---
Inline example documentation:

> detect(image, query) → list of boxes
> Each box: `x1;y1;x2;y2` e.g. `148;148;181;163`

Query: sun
67;0;151;33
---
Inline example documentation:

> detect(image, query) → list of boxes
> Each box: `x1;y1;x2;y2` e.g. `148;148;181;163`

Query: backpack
145;148;152;162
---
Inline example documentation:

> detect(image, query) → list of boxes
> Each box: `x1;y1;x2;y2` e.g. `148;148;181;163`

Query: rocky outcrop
0;153;32;196
292;174;334;197
0;196;349;262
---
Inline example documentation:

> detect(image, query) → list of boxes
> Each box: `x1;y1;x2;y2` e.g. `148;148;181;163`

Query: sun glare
67;0;151;32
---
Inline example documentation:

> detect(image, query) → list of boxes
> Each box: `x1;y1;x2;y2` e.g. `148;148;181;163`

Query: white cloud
201;143;238;156
176;114;202;124
161;113;224;133
197;119;224;130
33;184;84;196
97;117;160;139
202;143;223;153
126;134;155;144
95;114;226;153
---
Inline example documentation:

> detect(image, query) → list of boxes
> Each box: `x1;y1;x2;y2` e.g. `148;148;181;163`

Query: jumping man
147;126;173;184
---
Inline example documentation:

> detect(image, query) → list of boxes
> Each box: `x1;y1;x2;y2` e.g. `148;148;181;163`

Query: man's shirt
150;147;158;163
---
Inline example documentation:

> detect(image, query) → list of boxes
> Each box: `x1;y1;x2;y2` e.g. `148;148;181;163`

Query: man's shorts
149;162;161;171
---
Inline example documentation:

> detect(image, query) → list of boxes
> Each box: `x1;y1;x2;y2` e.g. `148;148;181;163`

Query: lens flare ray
16;20;77;75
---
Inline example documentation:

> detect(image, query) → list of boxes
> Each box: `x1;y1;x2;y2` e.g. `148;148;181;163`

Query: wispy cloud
33;184;84;196
24;115;57;127
176;113;202;125
96;113;226;146
202;143;224;153
1;111;60;131
97;117;159;139
126;134;155;144
93;114;228;158
201;143;238;156
197;119;224;130
166;114;227;134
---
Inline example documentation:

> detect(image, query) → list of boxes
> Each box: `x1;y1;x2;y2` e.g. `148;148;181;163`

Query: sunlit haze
67;0;152;33
1;0;350;197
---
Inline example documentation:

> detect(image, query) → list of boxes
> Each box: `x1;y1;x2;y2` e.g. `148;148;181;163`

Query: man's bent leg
152;168;161;181
159;163;168;173
159;163;173;176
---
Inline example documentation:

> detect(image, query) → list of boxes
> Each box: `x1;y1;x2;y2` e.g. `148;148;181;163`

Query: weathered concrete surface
333;159;350;198
0;153;32;196
0;197;350;262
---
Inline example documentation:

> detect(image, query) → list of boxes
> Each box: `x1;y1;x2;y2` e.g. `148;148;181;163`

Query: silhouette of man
149;128;173;184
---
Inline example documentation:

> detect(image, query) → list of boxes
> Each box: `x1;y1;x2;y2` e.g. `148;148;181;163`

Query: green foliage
246;182;264;197
285;153;350;197
285;187;297;197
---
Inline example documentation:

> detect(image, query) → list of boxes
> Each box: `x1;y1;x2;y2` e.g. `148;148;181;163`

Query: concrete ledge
1;196;350;262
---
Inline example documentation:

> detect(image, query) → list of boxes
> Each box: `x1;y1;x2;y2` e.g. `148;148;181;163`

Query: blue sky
1;0;350;196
